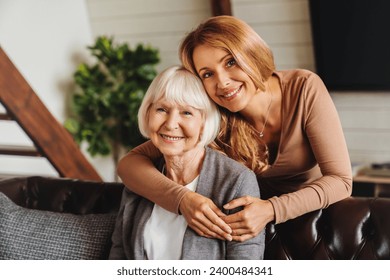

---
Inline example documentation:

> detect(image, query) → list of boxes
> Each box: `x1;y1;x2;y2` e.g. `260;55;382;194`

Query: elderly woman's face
148;98;204;157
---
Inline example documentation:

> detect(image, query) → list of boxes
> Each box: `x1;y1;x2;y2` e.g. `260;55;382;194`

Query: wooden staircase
0;47;102;181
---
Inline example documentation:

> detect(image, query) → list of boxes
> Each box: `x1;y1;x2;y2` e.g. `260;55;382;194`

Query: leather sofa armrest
0;176;30;204
0;176;124;214
265;196;390;259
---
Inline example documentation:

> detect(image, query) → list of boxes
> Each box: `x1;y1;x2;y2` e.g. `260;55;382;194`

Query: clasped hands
179;192;274;242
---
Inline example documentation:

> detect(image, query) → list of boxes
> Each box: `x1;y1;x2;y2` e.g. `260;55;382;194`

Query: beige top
121;69;352;224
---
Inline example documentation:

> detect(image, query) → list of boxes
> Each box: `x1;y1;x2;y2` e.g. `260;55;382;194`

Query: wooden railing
0;47;102;181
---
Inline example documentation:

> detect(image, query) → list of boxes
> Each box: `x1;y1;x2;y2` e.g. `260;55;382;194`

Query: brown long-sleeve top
118;69;352;224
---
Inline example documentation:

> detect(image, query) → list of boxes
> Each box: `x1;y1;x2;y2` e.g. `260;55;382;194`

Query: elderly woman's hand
222;196;275;242
179;192;233;241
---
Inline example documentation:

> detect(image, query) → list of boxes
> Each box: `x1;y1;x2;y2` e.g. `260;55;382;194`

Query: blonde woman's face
193;44;258;113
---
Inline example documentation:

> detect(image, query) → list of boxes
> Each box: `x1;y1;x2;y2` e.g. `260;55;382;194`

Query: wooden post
210;0;232;16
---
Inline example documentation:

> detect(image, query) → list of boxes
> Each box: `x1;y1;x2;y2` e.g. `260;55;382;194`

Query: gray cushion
0;193;116;260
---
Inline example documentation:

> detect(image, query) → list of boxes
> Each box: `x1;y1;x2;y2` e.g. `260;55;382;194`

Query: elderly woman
109;66;264;260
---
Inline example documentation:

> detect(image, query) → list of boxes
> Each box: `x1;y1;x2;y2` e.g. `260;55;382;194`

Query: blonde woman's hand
222;196;275;242
179;192;233;241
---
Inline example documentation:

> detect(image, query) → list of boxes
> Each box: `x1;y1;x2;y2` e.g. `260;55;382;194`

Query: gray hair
138;65;220;146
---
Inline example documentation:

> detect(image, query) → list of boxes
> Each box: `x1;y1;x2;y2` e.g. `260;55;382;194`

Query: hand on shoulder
222;196;275;242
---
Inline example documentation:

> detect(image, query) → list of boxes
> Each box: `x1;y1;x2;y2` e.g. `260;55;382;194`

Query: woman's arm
109;189;141;259
117;140;185;213
117;140;232;239
268;72;352;224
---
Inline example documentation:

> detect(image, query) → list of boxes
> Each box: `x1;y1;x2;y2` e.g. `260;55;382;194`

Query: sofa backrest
0;176;123;214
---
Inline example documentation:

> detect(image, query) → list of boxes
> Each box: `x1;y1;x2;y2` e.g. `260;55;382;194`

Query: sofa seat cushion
0;193;116;260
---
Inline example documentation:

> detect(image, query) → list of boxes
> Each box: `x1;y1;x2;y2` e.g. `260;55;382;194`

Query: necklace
258;83;273;138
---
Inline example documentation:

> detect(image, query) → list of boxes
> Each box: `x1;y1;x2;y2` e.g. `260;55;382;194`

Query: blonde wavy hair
179;15;276;174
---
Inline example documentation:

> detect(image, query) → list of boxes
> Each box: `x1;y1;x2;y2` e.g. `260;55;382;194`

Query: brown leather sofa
0;176;389;260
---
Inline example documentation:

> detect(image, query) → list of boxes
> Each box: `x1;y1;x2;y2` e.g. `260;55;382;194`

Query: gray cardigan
109;147;265;260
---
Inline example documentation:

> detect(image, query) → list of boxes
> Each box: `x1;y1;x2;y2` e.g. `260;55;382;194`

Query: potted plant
65;36;160;177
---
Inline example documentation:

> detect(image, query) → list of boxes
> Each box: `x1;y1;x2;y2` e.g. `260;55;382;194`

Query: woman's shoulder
276;69;328;99
275;69;322;86
202;148;259;195
205;147;255;175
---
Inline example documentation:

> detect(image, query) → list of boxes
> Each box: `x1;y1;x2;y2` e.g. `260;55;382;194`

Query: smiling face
192;44;260;113
148;98;204;157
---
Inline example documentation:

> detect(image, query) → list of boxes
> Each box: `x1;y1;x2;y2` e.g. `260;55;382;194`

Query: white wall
232;0;315;71
332;92;390;164
0;0;115;181
86;0;212;71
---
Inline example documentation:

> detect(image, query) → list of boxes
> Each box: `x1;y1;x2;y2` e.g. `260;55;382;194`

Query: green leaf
64;35;159;157
64;118;79;134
